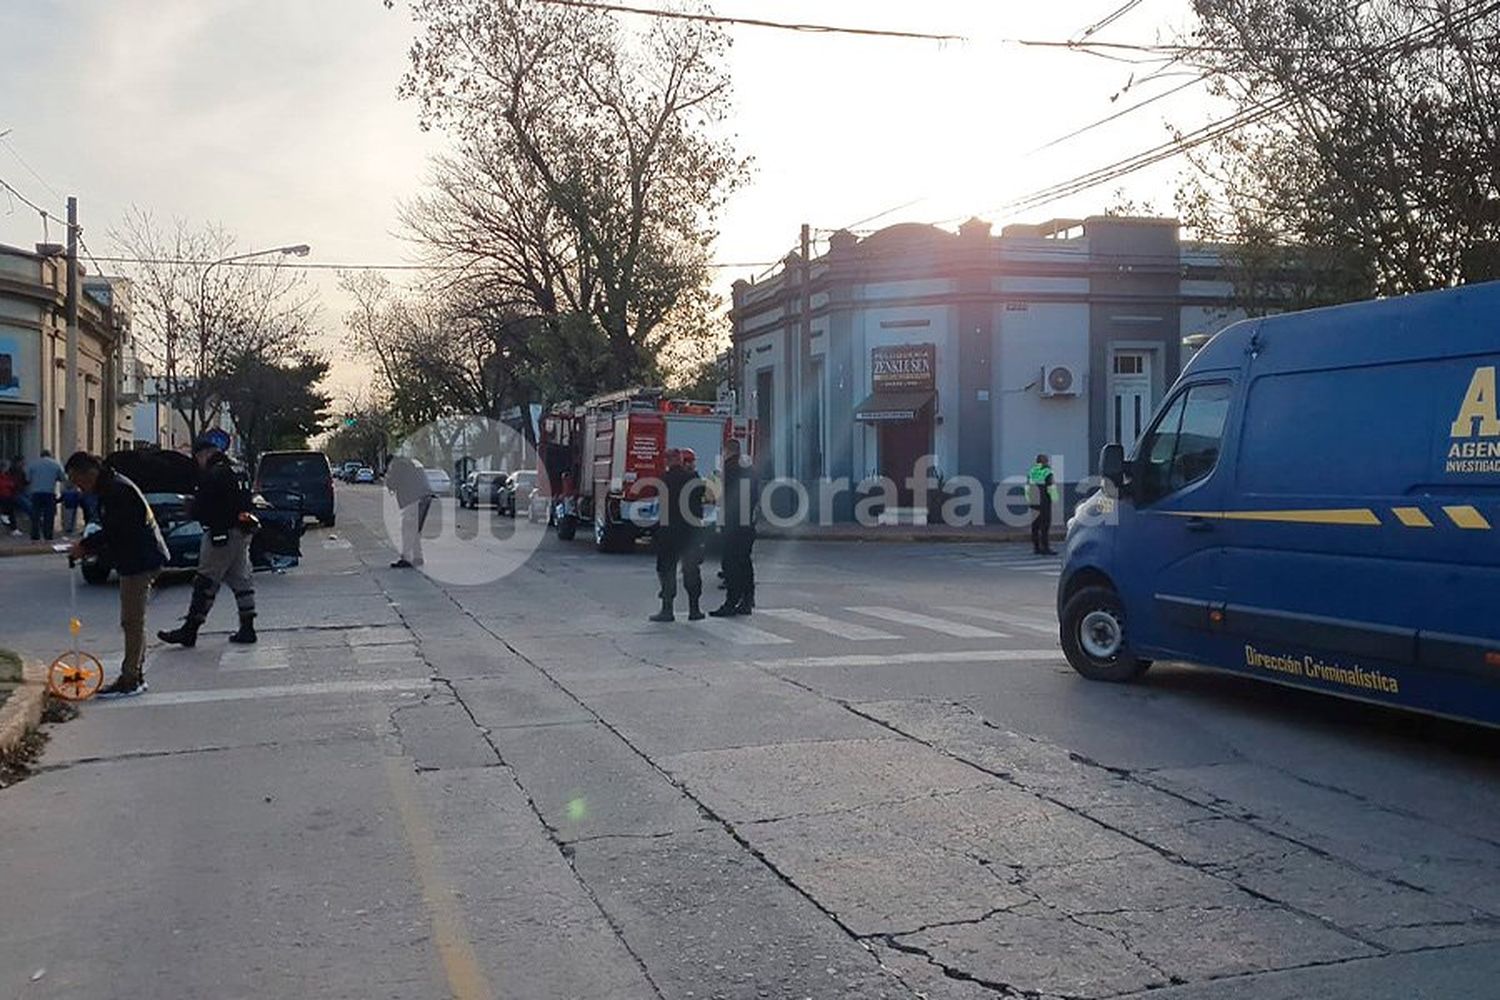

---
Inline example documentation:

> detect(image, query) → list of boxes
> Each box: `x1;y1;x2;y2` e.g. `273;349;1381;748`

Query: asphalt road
1;483;1498;999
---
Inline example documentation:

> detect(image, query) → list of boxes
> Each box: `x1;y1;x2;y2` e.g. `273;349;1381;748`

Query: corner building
729;216;1246;522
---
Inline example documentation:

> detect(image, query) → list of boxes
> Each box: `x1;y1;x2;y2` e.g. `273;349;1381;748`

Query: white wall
993;302;1091;484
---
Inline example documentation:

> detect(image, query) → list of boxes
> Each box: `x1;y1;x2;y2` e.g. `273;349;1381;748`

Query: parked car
79;450;304;585
339;461;362;482
256;450;336;526
458;470;507;509
423;468;453;497
354;466;376;484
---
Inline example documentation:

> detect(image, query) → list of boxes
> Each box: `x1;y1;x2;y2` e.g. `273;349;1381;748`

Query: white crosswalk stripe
844;607;1009;639
686;619;793;645
757;649;1060;669
755;608;898;641
947;606;1058;636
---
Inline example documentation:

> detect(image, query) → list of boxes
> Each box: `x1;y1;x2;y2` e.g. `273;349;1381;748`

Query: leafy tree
1178;0;1500;306
219;350;332;470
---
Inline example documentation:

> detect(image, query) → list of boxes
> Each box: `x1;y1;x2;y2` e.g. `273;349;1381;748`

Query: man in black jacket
711;439;757;617
66;452;170;697
158;436;258;647
649;449;707;623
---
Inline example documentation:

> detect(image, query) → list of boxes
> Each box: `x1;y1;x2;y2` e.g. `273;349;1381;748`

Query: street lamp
190;243;311;442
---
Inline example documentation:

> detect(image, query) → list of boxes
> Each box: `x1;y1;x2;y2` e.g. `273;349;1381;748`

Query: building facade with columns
0;243;131;461
728;216;1246;522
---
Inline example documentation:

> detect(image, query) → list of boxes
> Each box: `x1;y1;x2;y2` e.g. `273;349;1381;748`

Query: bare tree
388;0;748;390
111;210;318;440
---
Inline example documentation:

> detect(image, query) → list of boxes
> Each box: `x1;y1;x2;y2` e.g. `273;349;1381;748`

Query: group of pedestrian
0;449;94;540
62;435;259;699
650;438;756;624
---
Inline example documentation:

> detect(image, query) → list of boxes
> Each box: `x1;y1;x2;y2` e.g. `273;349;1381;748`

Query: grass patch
0;647;21;710
0;648;20;684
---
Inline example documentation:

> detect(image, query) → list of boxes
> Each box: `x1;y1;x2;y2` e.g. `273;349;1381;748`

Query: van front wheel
1061;585;1151;683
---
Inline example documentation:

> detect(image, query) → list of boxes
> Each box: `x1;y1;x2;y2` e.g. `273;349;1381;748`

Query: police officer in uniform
649;448;707;623
1027;453;1059;556
158;435;259;647
711;438;757;616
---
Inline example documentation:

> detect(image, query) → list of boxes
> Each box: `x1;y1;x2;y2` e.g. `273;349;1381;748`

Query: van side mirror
1099;443;1127;489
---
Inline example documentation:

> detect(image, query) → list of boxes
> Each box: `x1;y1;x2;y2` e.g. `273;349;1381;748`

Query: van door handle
1183;517;1214;532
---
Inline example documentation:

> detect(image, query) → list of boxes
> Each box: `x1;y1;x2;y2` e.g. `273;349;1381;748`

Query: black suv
256;450;336;526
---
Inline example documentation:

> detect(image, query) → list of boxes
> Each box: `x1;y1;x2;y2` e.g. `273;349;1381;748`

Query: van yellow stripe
1443;505;1492;530
1392;507;1434;528
1215;509;1382;526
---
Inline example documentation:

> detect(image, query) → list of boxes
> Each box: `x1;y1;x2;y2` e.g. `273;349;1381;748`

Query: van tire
1060;585;1151;683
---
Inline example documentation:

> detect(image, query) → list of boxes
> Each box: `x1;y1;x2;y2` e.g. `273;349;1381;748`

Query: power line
76;253;777;272
1074;0;1149;42
531;0;966;42
1026;72;1212;155
968;0;1500;220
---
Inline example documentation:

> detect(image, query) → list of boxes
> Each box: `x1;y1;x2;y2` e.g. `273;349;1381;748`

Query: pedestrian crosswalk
672;604;1057;646
912;547;1064;577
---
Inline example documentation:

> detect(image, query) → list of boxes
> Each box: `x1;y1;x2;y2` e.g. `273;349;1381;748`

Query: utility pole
799;223;813;482
64;196;80;455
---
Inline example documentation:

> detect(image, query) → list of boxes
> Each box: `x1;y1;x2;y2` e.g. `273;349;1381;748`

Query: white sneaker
8;529;22;537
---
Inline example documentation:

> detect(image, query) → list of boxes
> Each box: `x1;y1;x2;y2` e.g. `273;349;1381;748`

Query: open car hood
107;449;197;496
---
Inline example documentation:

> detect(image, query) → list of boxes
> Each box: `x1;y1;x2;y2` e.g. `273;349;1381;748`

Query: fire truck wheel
556;514;578;541
595;517;634;553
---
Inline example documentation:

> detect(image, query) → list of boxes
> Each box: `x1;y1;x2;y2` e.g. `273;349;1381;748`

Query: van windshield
1136;382;1232;503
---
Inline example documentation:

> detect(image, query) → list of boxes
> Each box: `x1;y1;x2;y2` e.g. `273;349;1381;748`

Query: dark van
1059;282;1500;727
255;450;336;527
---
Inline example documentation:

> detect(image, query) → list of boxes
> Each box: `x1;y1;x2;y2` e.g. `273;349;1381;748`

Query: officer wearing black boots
158;435;259;647
711;438;757;617
649;448;707;623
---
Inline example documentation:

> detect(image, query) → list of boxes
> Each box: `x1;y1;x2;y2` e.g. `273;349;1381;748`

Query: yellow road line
1443;505;1493;530
382;751;494;1000
1392;507;1434;528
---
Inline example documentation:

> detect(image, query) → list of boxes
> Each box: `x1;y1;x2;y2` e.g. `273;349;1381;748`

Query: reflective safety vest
1026;463;1060;505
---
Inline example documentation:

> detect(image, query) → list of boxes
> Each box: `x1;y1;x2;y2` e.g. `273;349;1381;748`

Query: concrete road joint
396;572;934;998
367;567;671;1000
827;692;1500;975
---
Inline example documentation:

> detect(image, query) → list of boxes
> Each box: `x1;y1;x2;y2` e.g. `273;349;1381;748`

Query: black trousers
656;531;703;604
720;527;756;606
1030;500;1053;552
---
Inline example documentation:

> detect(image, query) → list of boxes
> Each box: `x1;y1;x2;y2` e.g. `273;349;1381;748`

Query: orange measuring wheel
47;651;106;701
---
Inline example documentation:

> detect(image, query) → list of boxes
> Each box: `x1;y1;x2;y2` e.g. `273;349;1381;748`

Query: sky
0;0;1218;399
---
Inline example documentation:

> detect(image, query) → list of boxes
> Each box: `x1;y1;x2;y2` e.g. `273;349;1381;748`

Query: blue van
1058;282;1500;726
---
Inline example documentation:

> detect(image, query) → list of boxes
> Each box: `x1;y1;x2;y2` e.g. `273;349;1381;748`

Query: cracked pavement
2;485;1499;998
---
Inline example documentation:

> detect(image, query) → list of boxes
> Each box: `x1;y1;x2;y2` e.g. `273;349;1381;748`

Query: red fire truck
536;388;754;552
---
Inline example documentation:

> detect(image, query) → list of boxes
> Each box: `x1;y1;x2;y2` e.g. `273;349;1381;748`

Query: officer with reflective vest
1026;454;1060;556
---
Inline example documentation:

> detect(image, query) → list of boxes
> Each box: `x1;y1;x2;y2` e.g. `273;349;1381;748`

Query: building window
0;417;25;459
1113;354;1144;375
87;398;96;451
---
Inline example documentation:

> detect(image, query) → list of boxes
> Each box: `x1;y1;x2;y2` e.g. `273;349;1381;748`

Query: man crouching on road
65;452;169;697
158;435;259;648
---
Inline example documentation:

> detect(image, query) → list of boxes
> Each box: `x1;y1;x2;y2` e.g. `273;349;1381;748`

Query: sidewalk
0;530;67;558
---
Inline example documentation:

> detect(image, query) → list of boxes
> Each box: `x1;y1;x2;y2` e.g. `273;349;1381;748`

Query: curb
0;660;47;757
0;543;57;558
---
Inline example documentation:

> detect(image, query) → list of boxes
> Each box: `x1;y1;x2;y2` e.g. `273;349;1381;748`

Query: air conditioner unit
1041;365;1079;397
